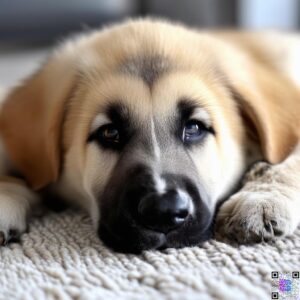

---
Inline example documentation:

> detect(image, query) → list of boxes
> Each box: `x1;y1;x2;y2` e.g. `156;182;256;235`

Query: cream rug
0;210;299;300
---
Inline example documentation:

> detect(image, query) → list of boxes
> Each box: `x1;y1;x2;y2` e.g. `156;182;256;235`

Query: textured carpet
0;210;299;300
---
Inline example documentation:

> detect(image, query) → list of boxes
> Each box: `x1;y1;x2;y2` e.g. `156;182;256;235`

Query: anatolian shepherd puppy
0;19;300;253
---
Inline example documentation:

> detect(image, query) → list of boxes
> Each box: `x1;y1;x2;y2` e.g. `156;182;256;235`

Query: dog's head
1;20;299;253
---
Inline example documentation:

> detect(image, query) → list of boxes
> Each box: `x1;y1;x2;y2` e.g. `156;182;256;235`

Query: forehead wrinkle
120;55;171;88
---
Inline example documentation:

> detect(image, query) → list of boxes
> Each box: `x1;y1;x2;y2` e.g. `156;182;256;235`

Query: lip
98;217;213;253
98;222;167;253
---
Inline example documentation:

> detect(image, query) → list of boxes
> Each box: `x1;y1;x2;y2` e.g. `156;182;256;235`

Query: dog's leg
0;177;40;245
216;145;300;243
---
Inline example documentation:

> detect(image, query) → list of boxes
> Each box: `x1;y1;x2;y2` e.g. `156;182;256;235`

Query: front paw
0;228;23;245
215;191;296;243
0;196;28;246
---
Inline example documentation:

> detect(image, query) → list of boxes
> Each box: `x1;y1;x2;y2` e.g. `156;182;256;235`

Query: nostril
138;190;192;233
175;208;189;219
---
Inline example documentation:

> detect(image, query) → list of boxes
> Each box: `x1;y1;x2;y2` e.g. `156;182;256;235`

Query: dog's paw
0;195;28;246
242;161;271;183
215;191;296;243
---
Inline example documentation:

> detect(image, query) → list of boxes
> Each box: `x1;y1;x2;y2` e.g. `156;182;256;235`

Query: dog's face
61;57;248;252
1;20;298;253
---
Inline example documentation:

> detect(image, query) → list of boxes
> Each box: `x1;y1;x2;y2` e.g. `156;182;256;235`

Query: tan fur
0;19;300;245
0;52;77;189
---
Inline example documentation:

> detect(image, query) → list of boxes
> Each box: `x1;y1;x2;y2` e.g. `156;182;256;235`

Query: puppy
0;19;300;253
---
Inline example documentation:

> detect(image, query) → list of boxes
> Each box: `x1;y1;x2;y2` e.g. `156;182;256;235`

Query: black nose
138;189;191;233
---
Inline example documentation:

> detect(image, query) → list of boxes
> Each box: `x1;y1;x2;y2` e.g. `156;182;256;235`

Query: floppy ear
229;67;300;164
0;52;76;190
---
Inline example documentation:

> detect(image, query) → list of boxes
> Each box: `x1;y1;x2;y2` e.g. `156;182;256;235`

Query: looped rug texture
0;210;299;300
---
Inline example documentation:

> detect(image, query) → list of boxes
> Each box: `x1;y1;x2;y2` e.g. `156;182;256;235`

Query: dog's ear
0;52;76;190
229;67;300;164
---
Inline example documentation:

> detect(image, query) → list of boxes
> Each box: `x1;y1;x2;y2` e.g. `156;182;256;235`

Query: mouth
99;222;166;253
98;215;213;254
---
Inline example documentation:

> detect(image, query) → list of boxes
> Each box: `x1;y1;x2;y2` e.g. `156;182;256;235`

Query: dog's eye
96;124;121;147
102;127;120;141
100;125;120;142
183;120;207;143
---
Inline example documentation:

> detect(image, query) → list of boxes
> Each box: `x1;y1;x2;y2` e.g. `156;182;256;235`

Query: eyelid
189;108;212;128
90;114;110;133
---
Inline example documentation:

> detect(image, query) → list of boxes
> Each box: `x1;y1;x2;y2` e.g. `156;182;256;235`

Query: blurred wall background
1;0;299;43
1;0;299;86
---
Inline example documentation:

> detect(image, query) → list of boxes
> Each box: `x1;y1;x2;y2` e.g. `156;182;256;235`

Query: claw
270;220;278;227
8;229;21;243
264;221;273;233
0;231;6;246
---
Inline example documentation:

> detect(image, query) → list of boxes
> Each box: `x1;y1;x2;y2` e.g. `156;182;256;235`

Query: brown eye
88;120;130;151
94;124;121;149
102;127;120;142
